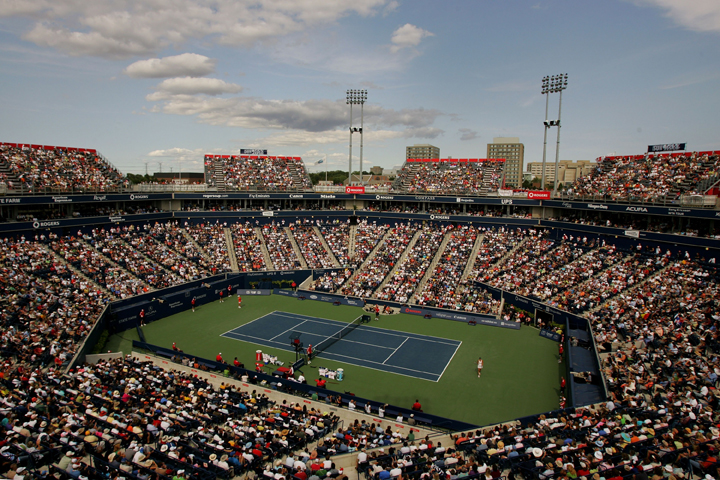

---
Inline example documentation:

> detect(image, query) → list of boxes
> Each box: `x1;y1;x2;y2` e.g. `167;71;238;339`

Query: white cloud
124;53;217;78
629;0;720;33
390;23;434;53
254;127;434;147
150;77;243;97
146;93;442;133
4;0;394;58
458;128;479;141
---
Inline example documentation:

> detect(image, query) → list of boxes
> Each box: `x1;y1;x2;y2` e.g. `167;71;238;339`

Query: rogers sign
527;190;551;200
346;186;366;194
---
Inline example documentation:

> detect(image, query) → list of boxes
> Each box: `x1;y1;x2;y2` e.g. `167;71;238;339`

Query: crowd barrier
132;341;478;432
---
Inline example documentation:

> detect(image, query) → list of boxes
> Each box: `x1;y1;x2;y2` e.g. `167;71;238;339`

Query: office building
487;137;524;188
406;144;440;160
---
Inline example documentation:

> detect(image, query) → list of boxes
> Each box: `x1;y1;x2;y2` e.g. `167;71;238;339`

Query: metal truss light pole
541;74;568;196
346;89;367;185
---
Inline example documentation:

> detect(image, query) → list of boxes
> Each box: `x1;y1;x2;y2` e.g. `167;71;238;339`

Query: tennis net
313;315;364;355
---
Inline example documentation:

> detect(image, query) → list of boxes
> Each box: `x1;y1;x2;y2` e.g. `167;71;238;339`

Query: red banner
346;186;366;194
527;190;551;200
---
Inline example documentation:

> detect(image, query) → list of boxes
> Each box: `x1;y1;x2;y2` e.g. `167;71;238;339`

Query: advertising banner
274;289;365;307
648;143;685;153
399;306;520;329
527;191;551;200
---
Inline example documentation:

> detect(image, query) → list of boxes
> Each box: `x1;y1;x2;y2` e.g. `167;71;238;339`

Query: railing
134;184;208;192
554;192;719;207
313;185;390;193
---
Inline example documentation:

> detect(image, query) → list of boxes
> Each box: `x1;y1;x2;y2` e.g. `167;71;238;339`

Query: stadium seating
2;216;720;480
0;143;126;193
391;159;505;194
569;152;720;201
205;155;313;192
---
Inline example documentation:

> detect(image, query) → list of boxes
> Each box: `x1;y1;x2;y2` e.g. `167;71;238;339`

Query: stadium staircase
287;161;312;190
180;229;214;264
313;226;340;267
254;227;274;269
342;229;393;287
348;225;357;261
45;244;112;296
0;155;24;191
373;229;423;295
223;228;240;272
411;231;454;302
212;158;226;191
79;239;150;291
482;236;529;275
285;227;308;269
587;255;672;314
461;233;485;282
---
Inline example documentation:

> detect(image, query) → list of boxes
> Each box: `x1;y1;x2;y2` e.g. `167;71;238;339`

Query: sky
0;0;719;176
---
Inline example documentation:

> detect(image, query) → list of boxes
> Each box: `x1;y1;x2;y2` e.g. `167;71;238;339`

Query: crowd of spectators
0;352;358;480
0;144;126;192
88;226;185;290
319;223;351;267
373;225;447;303
185;222;233;275
0;238;105;373
291;225;336;269
48;232;147;299
470;227;527;283
219;157;312;191
230;222;267;272
414;225;480;310
4;215;720;480
569;153;720;201
260;224;302;271
391;161;504;195
340;223;416;298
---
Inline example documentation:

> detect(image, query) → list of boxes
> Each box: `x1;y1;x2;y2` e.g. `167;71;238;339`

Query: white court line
223;310;455;382
271;311;460;347
436;340;463;382
292;329;396;350
382;337;409;364
218;311;280;337
223;331;441;382
269;320;308;342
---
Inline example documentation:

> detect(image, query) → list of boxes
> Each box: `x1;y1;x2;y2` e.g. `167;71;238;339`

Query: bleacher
390;158;506;194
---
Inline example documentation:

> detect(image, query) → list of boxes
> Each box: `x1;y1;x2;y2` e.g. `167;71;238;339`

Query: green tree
126;173;159;184
308;170;349;185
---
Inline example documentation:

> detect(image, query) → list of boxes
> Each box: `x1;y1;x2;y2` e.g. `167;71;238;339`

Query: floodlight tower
346;89;367;185
541;74;568;195
552;74;568;197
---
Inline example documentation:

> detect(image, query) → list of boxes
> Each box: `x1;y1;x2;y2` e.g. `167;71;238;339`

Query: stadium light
540;74;568;194
346;89;368;186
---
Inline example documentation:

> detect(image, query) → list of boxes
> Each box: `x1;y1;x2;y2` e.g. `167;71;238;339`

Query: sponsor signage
527;190;551;200
346;186;366;194
498;189;514;197
240;149;268;155
648;143;685;153
238;289;272;296
624;230;640;238
274;288;365;307
539;329;561;342
262;211;274;217
399;306;520;330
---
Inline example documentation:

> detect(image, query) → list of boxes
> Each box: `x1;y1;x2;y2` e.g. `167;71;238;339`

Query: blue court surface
221;311;462;382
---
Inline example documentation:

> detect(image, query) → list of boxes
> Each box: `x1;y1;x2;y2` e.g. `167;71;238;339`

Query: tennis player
477;357;483;377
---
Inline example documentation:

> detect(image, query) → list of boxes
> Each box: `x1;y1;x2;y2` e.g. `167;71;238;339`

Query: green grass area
107;294;563;427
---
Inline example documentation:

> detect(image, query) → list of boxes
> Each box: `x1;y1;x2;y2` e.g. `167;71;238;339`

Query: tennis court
221;311;461;382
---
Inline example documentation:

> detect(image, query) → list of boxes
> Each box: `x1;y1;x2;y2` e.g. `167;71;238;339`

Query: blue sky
0;0;719;175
